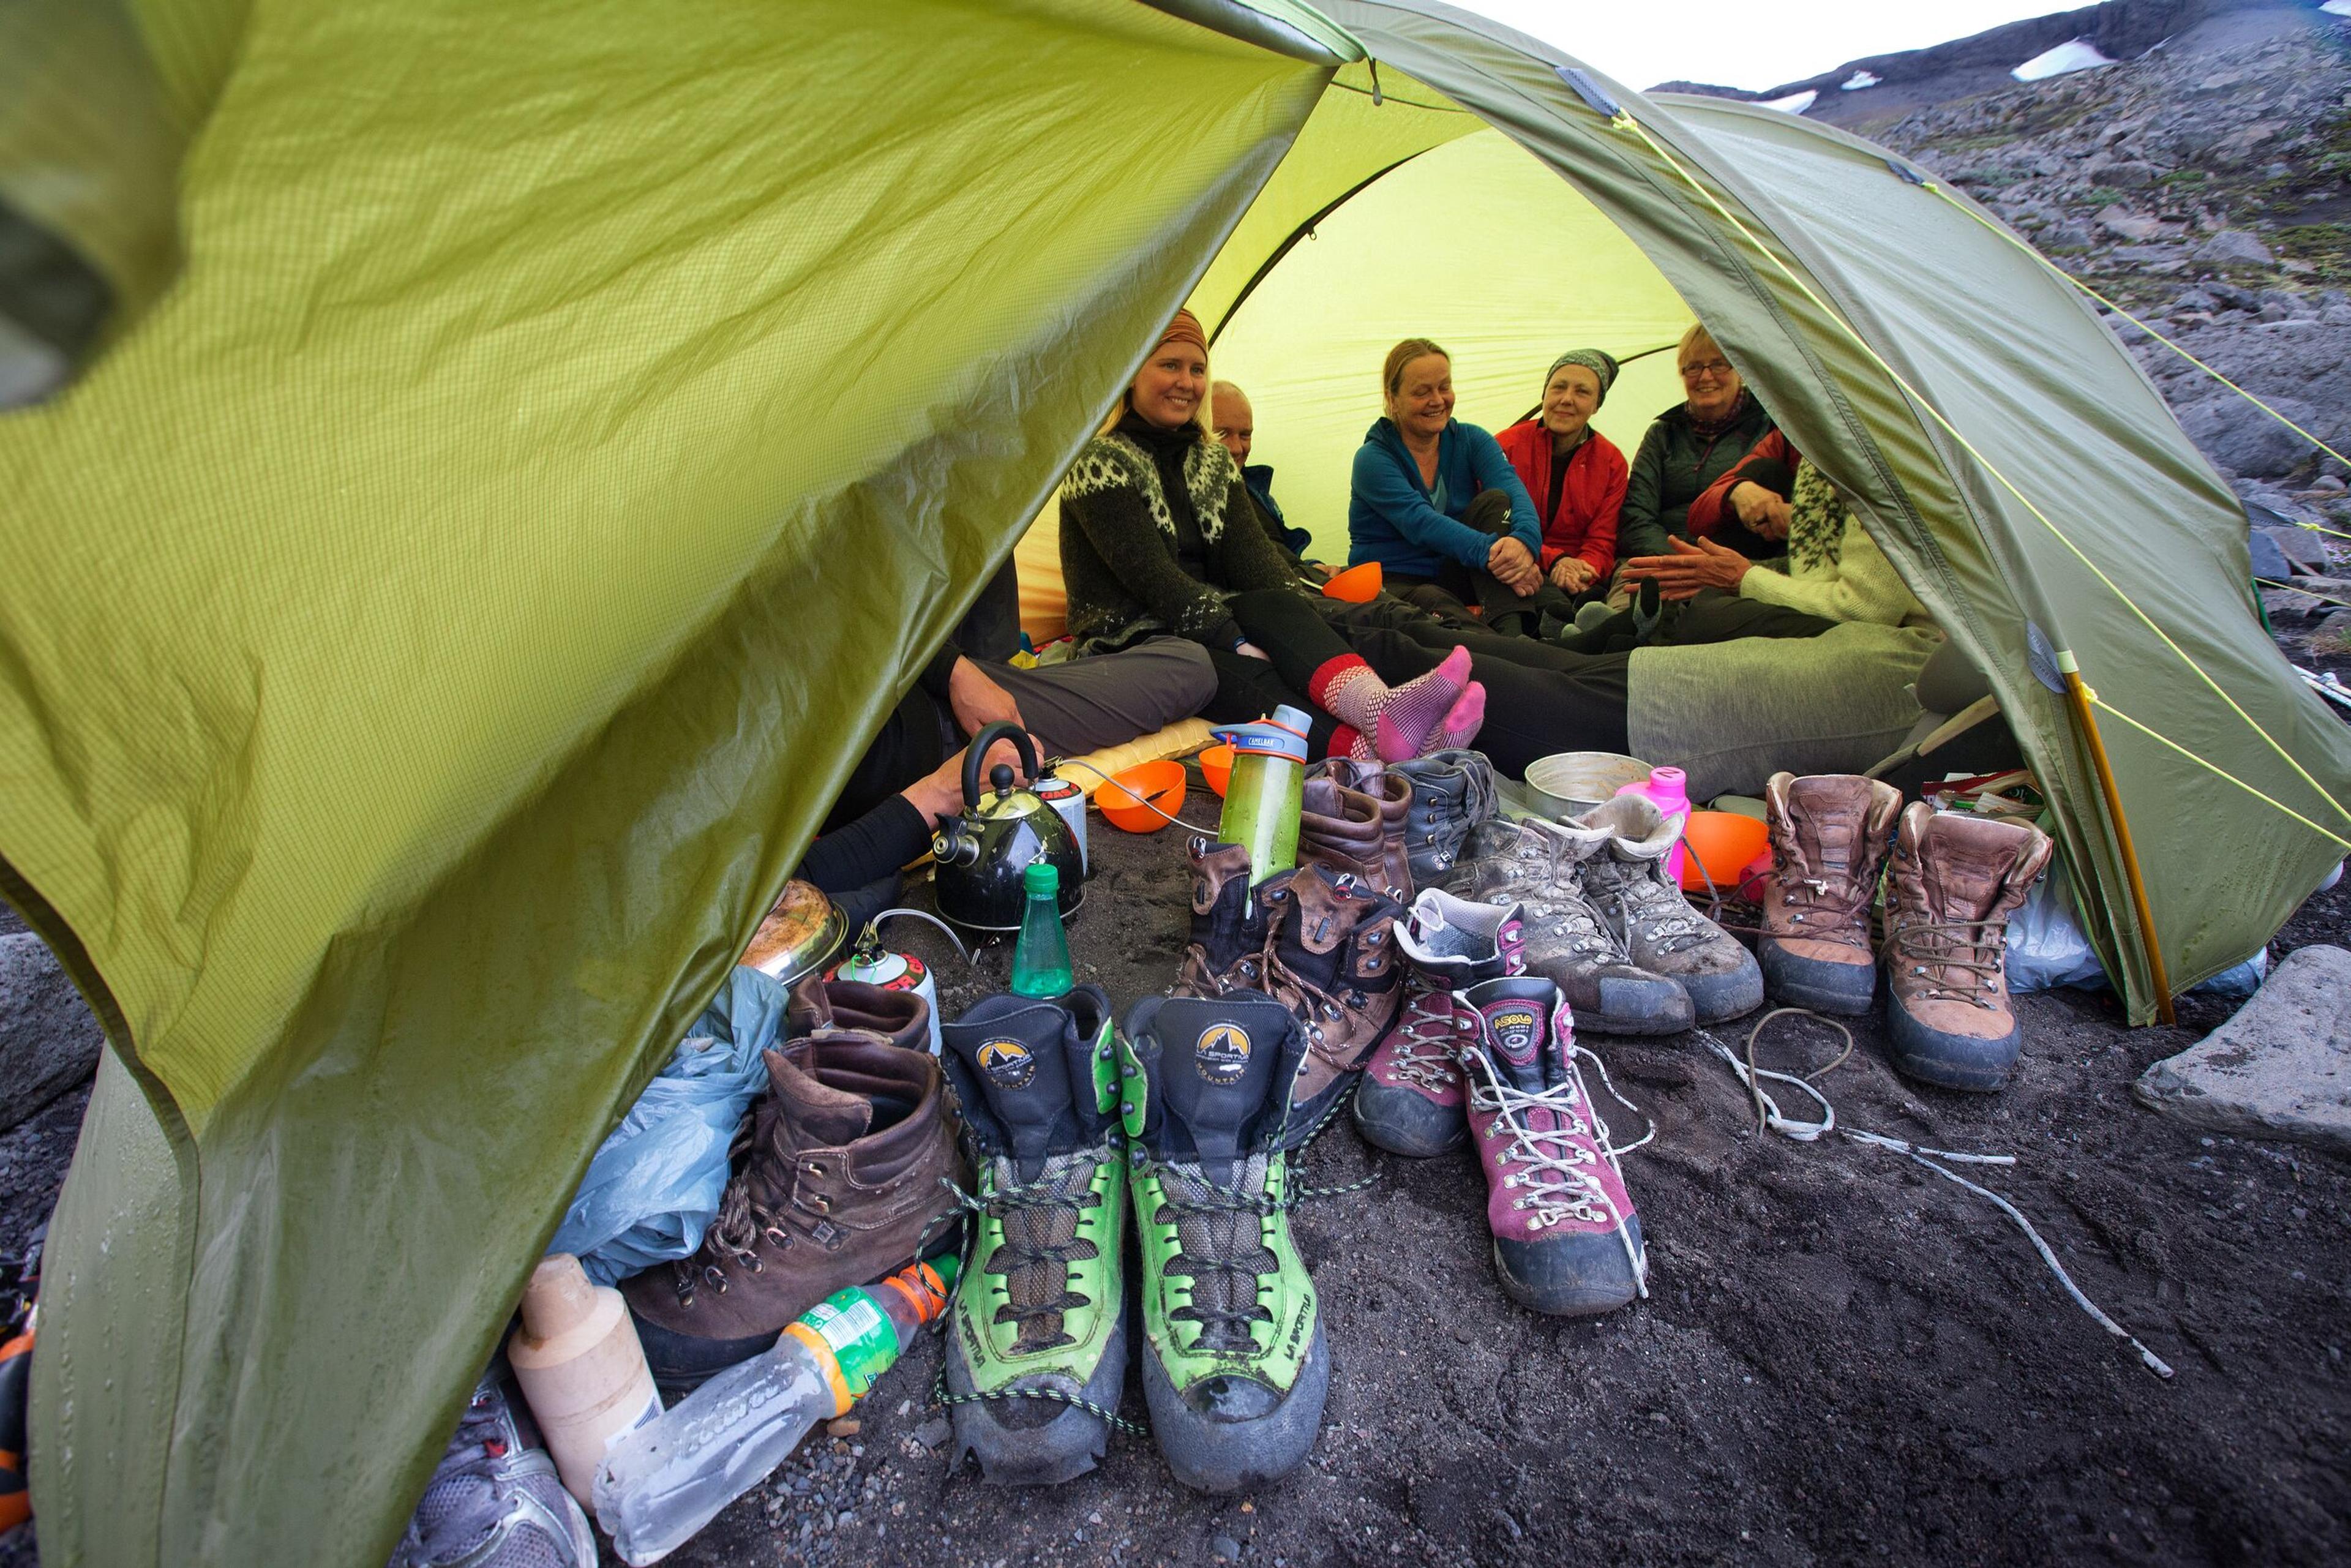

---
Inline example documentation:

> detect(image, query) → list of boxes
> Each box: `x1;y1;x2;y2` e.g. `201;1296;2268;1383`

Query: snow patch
1758;89;1818;115
2012;39;2117;81
1840;70;1881;91
2324;1;2351;18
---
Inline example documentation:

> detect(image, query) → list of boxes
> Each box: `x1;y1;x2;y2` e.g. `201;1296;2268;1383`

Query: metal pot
741;878;848;984
929;723;1083;932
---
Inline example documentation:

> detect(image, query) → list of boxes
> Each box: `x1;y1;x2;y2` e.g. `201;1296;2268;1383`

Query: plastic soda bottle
1616;765;1692;883
1215;703;1312;886
594;1257;956;1564
1008;861;1074;998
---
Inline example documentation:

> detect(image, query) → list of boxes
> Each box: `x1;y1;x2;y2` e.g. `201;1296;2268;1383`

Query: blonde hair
1382;337;1449;402
1677;323;1723;369
1101;336;1216;438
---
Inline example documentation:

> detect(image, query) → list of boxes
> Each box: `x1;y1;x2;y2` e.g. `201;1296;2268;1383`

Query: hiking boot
1457;977;1647;1317
624;1030;964;1389
1174;839;1277;999
1447;816;1693;1035
1391;748;1497;885
1573;795;1763;1024
1352;891;1526;1158
1882;805;2053;1092
1120;992;1328;1491
388;1365;595;1568
939;986;1128;1485
1758;773;1902;1015
787;972;931;1051
1258;864;1404;1147
1303;758;1413;900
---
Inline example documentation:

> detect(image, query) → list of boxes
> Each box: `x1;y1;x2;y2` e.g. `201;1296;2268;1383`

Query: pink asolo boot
1351;890;1525;1158
1457;976;1648;1317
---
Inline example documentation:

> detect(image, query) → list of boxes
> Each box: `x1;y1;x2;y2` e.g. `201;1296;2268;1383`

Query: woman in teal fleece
1348;337;1543;620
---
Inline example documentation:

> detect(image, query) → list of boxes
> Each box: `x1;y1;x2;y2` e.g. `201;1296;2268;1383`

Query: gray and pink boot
1458;977;1648;1317
1351;891;1524;1158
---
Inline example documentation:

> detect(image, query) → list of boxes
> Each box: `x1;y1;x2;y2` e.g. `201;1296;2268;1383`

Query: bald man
1212;380;1326;580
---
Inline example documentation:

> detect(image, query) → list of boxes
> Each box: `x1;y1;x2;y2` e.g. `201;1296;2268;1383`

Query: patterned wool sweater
1058;419;1302;653
1738;460;1934;629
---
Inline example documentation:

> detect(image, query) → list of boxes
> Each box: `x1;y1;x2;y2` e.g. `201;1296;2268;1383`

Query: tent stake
2057;651;2176;1024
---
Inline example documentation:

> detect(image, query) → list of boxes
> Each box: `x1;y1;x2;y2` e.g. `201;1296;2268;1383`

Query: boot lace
1888;910;2011;1008
1462;1046;1652;1289
1583;855;1711;956
1145;1155;1284;1353
669;1122;787;1302
1768;825;1876;953
1378;986;1463;1090
946;1144;1114;1353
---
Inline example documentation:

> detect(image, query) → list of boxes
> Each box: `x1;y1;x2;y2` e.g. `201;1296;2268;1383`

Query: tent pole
2057;652;2175;1025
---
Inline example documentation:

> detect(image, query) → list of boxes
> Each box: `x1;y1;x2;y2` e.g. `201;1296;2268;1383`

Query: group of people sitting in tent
798;309;1998;913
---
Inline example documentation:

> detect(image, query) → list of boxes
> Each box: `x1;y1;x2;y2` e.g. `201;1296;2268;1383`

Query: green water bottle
1009;861;1074;998
1215;703;1312;887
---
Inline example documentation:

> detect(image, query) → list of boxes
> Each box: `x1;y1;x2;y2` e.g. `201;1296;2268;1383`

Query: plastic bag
550;968;789;1285
2007;860;2269;999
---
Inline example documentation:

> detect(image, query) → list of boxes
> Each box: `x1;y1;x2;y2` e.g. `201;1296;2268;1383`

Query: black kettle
929;723;1083;932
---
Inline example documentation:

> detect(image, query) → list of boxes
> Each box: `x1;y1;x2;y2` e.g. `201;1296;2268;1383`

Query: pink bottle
1615;766;1691;883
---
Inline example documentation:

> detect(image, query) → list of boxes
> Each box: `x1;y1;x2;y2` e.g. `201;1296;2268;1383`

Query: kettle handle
961;722;1040;811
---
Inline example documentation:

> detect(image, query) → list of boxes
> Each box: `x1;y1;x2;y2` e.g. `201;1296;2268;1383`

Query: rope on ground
2255;576;2351;612
1605;108;2351;846
1697;1010;2173;1381
1926;182;2351;476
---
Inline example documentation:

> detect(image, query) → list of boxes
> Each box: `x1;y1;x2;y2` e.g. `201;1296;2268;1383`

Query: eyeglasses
1679;359;1734;380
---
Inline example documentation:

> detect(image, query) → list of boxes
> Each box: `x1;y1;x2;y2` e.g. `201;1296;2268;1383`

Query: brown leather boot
1173;838;1277;998
1258;863;1404;1148
1881;804;2053;1092
787;973;930;1051
1302;758;1413;901
1758;773;1902;1015
624;1030;965;1387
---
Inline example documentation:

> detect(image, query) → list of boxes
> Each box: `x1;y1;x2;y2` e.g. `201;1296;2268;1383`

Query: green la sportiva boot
1119;991;1329;1493
939;986;1129;1485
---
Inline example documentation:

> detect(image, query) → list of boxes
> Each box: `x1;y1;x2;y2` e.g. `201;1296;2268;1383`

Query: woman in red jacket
1495;349;1626;628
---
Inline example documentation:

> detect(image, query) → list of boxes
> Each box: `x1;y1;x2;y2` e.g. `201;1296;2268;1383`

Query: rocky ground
7;9;2351;1568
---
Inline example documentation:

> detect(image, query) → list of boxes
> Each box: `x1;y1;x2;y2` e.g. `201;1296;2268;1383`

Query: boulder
2246;525;2291;585
2095;204;2166;242
2194;230;2275;265
2182;392;2322;479
0;930;105;1133
2134;944;2351;1154
2262;522;2329;574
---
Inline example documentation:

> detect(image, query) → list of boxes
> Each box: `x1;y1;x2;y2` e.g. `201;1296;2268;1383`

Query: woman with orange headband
1060;310;1484;762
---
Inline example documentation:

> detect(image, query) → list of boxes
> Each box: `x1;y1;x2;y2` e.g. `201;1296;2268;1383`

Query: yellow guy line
1930;186;2351;477
1609;110;2351;836
2257;577;2351;612
2091;697;2351;852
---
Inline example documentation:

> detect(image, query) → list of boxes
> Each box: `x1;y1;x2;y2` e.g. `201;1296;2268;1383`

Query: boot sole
1578;973;1696;1037
947;1309;1128;1487
1679;956;1764;1024
1759;945;1878;1016
1142;1321;1330;1493
1884;1001;2020;1092
1493;1214;1646;1318
1350;1081;1466;1158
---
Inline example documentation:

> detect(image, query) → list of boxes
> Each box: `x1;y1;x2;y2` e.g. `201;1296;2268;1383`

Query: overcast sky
1453;1;2074;92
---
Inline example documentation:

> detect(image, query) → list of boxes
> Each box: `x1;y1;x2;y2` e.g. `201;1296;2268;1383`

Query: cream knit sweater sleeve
1736;511;1931;628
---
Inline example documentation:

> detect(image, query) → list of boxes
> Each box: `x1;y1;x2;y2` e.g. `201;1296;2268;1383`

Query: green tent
6;1;2345;1562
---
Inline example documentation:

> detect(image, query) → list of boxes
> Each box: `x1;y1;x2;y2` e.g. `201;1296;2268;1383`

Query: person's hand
1305;561;1334;583
902;733;1035;822
1548;556;1597;593
946;655;1024;738
1618;536;1751;602
1487;536;1541;595
1730;481;1793;541
1234;640;1272;661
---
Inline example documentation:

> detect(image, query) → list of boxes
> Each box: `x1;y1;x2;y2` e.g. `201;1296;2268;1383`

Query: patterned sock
1308;655;1384;733
1373;645;1472;763
1329;723;1365;760
1435;681;1487;754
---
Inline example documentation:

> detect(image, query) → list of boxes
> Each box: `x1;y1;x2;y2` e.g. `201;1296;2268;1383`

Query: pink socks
1310;647;1474;763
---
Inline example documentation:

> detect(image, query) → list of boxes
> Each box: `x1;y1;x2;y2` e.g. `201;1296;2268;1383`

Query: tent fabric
4;2;2347;1565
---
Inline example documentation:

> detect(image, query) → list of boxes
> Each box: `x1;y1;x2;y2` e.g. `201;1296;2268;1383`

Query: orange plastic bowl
1198;743;1235;797
1678;809;1772;893
1098;759;1187;833
1321;561;1382;603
